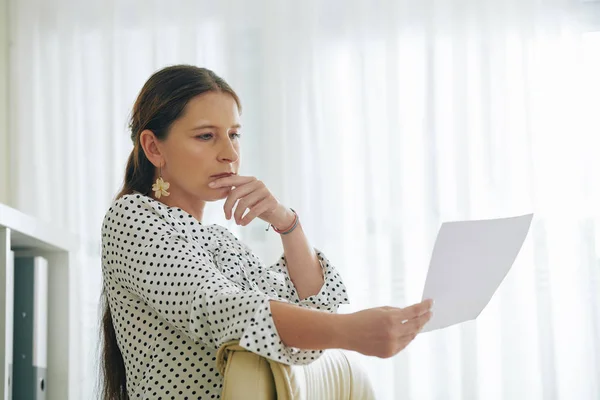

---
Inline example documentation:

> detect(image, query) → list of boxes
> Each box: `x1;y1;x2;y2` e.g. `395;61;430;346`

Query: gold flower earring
152;164;170;199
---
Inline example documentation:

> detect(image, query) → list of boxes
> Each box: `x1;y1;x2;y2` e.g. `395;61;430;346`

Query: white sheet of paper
420;213;534;333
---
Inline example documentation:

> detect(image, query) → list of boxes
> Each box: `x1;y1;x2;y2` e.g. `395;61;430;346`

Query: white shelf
0;203;78;252
0;202;80;400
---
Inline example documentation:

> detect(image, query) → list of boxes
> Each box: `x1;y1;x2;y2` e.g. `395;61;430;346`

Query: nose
218;137;239;164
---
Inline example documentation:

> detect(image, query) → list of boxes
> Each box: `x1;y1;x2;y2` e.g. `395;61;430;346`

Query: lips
210;172;235;178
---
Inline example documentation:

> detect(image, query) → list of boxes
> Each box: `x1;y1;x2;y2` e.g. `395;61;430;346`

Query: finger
240;199;273;226
399;311;432;336
210;175;256;189
223;181;262;219
397;299;433;322
233;189;269;223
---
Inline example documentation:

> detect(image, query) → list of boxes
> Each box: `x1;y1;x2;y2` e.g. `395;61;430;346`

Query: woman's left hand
209;175;294;228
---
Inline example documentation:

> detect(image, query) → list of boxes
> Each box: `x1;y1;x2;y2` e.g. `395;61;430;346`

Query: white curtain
7;0;600;398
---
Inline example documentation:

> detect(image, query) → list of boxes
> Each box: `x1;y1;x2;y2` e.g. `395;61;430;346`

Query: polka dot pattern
101;193;349;399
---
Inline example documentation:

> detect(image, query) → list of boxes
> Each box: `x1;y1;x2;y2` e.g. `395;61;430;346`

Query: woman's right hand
341;299;433;358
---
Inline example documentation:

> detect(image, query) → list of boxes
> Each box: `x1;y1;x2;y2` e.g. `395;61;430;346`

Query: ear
139;129;164;168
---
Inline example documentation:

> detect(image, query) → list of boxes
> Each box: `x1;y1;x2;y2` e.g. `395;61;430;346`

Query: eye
230;132;242;139
196;133;213;140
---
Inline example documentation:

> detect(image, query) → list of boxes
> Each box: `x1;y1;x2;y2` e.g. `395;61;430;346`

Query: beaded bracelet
266;208;299;235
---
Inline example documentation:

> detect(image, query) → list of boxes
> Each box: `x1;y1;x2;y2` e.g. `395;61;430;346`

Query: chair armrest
217;341;376;400
217;341;277;400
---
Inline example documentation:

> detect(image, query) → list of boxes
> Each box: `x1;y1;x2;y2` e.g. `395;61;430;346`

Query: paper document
421;213;534;333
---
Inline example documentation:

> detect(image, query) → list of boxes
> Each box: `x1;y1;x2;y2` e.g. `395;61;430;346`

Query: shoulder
101;193;195;259
109;192;168;213
102;193;175;233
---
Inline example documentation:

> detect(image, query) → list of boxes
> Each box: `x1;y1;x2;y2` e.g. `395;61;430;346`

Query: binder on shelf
12;255;48;400
4;251;14;400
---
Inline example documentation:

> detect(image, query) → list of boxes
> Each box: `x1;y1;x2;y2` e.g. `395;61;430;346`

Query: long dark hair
99;65;241;400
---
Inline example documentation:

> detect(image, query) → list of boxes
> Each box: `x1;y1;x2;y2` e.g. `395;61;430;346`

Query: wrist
271;208;296;232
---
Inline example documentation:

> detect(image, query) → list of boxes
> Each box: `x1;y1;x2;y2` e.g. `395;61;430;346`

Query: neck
152;189;206;222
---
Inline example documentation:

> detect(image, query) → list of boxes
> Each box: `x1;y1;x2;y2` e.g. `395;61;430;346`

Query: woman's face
156;91;242;202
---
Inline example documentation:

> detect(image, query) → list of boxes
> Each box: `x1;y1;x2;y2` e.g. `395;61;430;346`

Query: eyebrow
191;123;242;131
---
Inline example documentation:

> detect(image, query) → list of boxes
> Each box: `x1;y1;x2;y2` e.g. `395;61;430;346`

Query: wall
0;0;9;206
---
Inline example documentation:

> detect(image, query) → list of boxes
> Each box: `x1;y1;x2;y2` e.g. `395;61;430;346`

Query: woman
100;65;433;400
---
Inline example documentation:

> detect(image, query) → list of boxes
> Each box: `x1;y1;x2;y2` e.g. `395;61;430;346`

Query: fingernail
209;182;216;187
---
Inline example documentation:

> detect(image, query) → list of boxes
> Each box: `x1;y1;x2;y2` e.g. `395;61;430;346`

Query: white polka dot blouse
101;193;350;399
